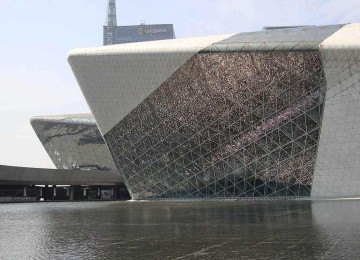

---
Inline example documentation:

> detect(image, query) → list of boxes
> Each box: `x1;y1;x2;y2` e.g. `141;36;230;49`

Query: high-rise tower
104;0;117;45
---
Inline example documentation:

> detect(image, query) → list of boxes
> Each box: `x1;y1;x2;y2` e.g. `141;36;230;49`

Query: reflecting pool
0;200;359;259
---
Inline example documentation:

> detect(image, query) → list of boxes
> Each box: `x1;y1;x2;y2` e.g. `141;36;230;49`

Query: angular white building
68;24;360;200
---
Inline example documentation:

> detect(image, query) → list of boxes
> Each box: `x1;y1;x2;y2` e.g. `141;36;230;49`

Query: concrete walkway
0;165;123;186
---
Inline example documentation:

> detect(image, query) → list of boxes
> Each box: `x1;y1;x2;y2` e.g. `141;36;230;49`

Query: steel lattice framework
105;47;326;199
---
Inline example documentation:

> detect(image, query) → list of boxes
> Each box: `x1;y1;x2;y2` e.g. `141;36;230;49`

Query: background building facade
103;0;175;46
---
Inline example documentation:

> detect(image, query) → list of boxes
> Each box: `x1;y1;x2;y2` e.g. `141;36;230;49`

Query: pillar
69;185;81;201
53;185;57;198
97;188;101;200
70;186;75;201
23;186;27;197
44;185;49;200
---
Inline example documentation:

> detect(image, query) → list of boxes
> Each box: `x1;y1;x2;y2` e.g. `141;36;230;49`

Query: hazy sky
0;0;359;168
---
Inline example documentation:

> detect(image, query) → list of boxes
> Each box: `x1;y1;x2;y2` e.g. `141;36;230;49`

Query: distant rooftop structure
263;25;316;31
106;0;117;27
103;0;175;45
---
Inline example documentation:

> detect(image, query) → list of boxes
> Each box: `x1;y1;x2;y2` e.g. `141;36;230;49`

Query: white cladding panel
312;24;360;198
68;35;232;135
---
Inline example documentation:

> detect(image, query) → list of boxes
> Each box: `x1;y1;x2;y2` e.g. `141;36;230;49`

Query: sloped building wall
105;51;326;199
312;24;360;198
68;35;232;135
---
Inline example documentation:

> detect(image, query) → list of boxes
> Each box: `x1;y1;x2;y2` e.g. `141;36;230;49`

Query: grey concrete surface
0;165;123;186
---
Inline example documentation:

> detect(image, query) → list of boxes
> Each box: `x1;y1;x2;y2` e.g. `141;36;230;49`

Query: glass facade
105;51;326;199
31;114;117;170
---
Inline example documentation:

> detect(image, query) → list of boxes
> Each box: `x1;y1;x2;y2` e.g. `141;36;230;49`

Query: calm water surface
0;200;359;259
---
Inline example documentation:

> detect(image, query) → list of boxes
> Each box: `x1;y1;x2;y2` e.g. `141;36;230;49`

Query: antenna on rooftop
106;0;117;27
104;0;117;45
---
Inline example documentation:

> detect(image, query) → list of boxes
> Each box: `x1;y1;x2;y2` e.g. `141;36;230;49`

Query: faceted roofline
31;113;95;125
68;34;234;58
203;24;344;52
68;35;233;135
68;24;348;136
68;24;347;59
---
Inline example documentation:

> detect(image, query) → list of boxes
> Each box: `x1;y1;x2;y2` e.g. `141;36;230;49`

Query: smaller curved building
31;114;117;171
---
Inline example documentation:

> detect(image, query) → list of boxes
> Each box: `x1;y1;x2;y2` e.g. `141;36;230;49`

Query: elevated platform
0;165;123;186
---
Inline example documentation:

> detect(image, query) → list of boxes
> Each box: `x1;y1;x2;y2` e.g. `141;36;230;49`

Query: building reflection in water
1;201;360;259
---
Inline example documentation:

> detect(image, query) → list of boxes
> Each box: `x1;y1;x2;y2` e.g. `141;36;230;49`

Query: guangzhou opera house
41;24;360;200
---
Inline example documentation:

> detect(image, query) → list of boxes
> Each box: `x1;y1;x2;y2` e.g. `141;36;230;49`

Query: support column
44;185;49;200
23;186;27;197
97;188;101;200
69;185;81;201
53;185;57;199
70;186;75;201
